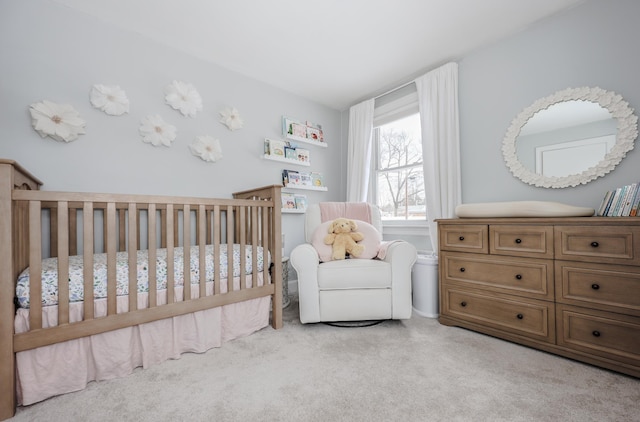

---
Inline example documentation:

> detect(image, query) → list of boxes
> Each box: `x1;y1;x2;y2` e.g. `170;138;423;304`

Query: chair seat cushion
311;219;382;262
318;259;391;289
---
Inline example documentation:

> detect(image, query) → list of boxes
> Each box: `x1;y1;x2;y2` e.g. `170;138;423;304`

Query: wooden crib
0;159;282;420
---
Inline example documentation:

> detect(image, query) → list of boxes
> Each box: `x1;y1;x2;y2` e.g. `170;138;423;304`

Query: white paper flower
219;106;243;130
189;135;222;162
90;84;130;116
29;100;86;142
164;80;203;118
139;114;177;147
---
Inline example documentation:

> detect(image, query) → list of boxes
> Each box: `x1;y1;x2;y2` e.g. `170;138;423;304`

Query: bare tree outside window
375;114;425;220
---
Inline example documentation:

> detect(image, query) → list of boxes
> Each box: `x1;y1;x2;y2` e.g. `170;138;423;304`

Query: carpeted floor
11;298;640;421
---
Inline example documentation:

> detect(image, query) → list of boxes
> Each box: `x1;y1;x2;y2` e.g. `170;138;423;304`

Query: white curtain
415;62;461;253
346;98;375;202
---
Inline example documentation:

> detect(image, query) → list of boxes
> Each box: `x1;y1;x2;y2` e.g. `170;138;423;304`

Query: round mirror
502;87;638;188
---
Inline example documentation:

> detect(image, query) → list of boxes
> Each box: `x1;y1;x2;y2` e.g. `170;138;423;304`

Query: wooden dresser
437;217;640;378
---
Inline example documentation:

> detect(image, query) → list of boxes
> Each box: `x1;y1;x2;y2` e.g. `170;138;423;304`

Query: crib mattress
16;244;266;308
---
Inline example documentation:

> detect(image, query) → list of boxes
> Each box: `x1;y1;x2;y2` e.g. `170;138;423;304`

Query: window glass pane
377;167;425;220
375;112;426;221
377;113;422;171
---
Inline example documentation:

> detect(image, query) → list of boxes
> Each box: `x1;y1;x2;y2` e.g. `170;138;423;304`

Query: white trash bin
411;252;439;318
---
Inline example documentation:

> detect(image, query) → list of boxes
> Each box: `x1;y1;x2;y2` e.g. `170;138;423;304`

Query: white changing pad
455;201;595;218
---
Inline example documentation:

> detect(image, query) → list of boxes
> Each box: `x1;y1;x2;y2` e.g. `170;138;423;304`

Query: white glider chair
290;202;417;324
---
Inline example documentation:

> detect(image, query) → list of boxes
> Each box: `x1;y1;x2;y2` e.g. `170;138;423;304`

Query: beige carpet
11;299;640;422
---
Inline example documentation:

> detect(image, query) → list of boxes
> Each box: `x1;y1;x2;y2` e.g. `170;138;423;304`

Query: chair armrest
290;244;321;323
380;241;417;319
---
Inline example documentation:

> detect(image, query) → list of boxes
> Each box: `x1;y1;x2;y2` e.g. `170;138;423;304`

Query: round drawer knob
517;314;524;319
515;238;522;244
592;330;601;337
515;274;522;280
459;236;465;241
460;267;465;272
460;301;467;307
591;283;600;290
591;241;599;248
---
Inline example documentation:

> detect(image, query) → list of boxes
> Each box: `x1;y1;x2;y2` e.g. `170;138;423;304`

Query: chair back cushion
304;203;382;243
311;219;382;262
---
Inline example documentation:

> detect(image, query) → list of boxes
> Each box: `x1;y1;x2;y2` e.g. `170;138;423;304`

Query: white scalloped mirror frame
502;86;638;188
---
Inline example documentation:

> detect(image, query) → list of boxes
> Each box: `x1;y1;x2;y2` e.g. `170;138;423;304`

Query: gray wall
0;0;343;258
459;0;640;208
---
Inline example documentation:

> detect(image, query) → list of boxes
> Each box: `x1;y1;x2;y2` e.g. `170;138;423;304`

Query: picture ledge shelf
283;184;327;192
285;134;328;148
263;154;310;166
282;208;306;214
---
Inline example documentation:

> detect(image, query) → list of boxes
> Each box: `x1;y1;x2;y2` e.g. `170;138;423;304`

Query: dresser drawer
556;260;640;317
442;287;555;343
490;225;553;258
555;225;640;265
441;251;553;300
439;224;488;254
557;304;640;367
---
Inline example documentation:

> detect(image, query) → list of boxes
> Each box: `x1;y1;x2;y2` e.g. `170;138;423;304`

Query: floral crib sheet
16;244;267;308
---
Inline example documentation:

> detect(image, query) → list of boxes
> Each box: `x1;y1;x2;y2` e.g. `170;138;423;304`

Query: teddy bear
324;218;365;260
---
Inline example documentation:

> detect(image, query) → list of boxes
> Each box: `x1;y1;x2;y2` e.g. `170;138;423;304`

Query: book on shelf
265;138;288;157
281;192;297;210
299;171;312;187
284;146;297;160
310;172;324;188
296;148;309;163
294;194;308;211
282;169;301;186
600;182;640;217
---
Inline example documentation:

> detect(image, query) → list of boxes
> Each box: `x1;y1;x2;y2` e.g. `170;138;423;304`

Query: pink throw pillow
311;219;382;262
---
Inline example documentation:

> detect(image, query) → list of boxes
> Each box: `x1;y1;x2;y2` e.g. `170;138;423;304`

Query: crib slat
148;203;157;308
213;205;220;295
239;206;247;289
183;204;191;301
128;203;137;312
28;201;42;330
198;204;206;298
68;208;77;256
83;202;95;320
227;205;234;294
261;204;269;287
106;202;117;315
57;202;70;325
251;205;258;289
166;204;174;304
118;208;126;252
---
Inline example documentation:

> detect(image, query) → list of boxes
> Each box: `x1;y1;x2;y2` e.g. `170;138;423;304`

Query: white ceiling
52;0;586;111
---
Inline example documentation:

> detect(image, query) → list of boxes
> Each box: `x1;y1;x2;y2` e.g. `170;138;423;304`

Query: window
373;113;426;222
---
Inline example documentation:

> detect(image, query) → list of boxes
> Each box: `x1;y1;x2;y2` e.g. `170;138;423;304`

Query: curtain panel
415;62;462;252
346;99;375;202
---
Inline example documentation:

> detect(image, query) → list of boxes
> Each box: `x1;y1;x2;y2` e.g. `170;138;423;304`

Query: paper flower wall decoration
29;100;86;142
139;114;177;147
90;84;130;116
189;135;222;162
219;106;243;131
164;80;203;118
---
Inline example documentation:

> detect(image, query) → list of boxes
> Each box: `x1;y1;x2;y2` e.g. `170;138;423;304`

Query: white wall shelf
263;154;310;166
282;208;306;214
283;184;328;192
284;134;328;148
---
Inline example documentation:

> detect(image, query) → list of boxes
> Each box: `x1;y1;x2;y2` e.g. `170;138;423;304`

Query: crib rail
10;187;282;352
